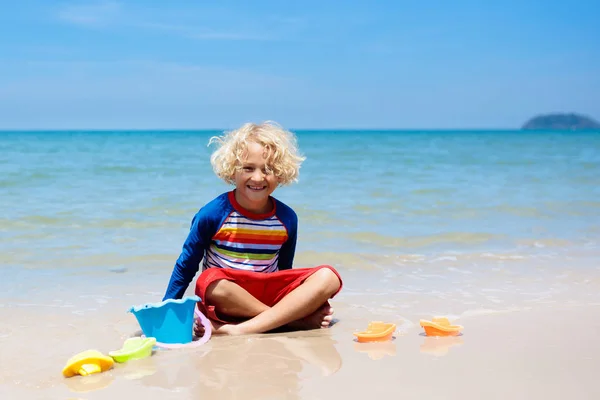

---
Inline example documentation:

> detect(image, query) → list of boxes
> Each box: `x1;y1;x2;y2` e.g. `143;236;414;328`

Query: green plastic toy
109;337;156;363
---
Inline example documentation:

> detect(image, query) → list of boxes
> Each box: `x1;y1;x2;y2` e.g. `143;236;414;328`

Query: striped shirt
163;191;298;300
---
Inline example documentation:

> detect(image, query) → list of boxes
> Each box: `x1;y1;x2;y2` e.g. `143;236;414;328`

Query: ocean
1;130;599;309
2;129;600;399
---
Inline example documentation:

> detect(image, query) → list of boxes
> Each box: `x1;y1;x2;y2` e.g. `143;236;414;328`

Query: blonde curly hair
208;121;306;186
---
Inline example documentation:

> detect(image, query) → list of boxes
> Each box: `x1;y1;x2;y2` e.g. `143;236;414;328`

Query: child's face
233;141;279;211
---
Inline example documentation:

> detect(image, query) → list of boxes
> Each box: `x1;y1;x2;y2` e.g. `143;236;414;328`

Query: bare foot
194;306;336;336
287;305;335;331
194;318;233;336
216;323;245;336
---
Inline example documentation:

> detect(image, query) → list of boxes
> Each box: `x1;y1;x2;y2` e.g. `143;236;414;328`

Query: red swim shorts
194;265;342;323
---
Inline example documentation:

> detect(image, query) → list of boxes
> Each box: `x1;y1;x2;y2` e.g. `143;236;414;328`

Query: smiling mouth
248;185;266;191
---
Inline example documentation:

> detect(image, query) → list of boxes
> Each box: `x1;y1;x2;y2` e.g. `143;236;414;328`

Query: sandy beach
1;292;599;399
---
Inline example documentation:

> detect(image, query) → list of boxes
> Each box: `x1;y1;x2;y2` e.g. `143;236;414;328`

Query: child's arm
277;212;298;271
162;212;213;300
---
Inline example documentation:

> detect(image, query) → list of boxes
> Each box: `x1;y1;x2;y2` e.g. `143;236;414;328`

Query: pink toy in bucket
129;295;212;349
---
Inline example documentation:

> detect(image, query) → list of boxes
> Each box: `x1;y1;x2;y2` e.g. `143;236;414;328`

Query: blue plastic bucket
129;296;200;344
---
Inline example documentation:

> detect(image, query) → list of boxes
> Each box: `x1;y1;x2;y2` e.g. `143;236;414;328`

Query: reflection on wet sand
420;336;464;357
353;340;397;360
63;371;115;394
138;332;342;399
120;356;159;380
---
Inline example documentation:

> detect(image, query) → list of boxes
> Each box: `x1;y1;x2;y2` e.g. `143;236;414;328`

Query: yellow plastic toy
353;321;396;343
109;337;156;363
62;350;114;378
419;317;463;337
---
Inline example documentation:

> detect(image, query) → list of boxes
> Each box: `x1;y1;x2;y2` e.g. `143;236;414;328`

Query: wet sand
1;301;598;400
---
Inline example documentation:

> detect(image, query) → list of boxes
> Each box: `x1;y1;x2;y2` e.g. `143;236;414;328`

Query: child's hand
194;318;206;337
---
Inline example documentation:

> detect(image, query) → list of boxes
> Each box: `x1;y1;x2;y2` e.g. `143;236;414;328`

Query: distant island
522;113;600;130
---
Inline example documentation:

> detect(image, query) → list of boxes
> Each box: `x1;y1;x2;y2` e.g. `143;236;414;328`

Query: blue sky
0;0;598;129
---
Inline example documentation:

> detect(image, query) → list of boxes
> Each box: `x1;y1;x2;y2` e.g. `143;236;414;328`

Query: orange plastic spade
419;317;463;337
353;321;396;343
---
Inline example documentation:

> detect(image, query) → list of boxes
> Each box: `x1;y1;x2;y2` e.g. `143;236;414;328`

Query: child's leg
204;280;269;318
218;267;341;335
195;265;343;334
200;278;334;334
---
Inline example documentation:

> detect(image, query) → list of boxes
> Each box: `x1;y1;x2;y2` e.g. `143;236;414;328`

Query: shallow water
1;130;600;305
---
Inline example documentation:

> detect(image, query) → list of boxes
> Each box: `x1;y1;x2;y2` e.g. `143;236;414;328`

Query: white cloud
0;60;304;103
0;60;317;129
57;1;122;28
55;2;277;41
133;22;274;42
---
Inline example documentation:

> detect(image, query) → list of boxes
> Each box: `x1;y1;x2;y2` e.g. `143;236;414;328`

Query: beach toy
62;350;114;378
353;321;396;343
109;337;157;363
420;317;463;337
129;295;212;349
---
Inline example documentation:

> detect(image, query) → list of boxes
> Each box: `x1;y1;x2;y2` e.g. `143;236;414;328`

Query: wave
344;231;505;249
0;216;184;229
94;165;146;173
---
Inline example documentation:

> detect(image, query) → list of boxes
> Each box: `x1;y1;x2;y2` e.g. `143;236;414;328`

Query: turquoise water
1;130;600;305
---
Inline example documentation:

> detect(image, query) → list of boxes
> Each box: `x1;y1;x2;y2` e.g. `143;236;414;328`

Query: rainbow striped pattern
162;191;298;300
203;211;289;272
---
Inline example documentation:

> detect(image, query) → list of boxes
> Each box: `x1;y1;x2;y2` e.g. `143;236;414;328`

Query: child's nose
252;169;265;180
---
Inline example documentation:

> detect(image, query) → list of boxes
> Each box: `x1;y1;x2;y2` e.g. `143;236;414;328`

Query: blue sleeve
162;207;219;300
276;201;298;271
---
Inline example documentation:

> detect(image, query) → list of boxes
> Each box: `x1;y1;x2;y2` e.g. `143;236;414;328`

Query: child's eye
243;166;254;172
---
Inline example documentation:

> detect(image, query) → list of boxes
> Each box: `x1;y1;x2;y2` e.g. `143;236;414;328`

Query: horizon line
1;128;599;133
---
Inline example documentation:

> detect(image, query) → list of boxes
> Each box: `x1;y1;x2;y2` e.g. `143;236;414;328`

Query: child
162;121;343;335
